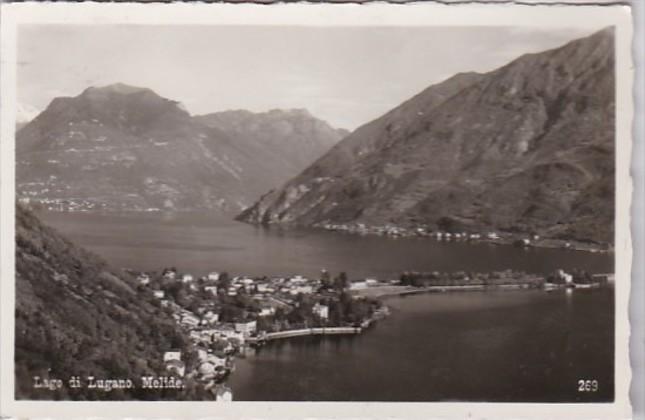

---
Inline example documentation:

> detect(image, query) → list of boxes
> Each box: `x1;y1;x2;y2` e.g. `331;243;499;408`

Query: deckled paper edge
0;2;636;419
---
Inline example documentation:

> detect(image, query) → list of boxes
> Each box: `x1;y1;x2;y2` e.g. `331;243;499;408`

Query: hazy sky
18;25;597;129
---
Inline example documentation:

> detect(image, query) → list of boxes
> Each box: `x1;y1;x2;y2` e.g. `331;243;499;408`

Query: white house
557;269;574;285
181;313;200;327
204;286;218;296
198;362;216;377
365;278;378;287
203;311;219;324
257;283;270;293
196;348;209;362
216;328;245;343
258;306;275;317
166;359;186;377
241;278;255;286
208;272;220;282
163;350;182;362
153;290;165;299
487;232;500;240
289;275;307;284
137;274;150;285
349;281;368;290
215;385;233;402
182;274;194;283
291;285;314;295
312;303;329;320
207;354;227;368
235;320;257;335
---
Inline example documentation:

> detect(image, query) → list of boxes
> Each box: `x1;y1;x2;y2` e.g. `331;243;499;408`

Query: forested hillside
15;205;204;400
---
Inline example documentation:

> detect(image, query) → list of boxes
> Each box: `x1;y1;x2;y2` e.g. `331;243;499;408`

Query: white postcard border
0;2;634;419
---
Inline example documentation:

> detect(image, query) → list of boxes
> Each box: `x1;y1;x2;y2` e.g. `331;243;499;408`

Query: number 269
578;379;598;392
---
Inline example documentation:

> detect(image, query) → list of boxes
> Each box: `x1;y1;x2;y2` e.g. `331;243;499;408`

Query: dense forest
15;205;208;400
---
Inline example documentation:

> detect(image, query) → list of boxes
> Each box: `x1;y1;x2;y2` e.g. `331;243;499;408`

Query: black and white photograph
0;2;636;418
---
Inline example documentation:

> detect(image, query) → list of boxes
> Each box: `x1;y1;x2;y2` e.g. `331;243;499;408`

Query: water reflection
39;212;614;279
230;289;614;402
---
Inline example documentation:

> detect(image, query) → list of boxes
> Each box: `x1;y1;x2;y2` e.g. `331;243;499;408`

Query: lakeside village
313;221;613;253
134;266;613;401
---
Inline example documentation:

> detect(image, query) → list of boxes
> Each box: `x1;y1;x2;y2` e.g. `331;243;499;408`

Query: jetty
248;327;361;345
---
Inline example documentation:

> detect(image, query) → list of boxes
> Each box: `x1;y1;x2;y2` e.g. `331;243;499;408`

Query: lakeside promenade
248;327;362;344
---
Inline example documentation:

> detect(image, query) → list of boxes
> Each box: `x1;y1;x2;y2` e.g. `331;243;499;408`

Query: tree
218;272;230;285
217;272;231;295
334;272;349;291
328;300;344;326
320;269;332;290
436;216;459;232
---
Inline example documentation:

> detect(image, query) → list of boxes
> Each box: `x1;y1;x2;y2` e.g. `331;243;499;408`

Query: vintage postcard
0;2;635;419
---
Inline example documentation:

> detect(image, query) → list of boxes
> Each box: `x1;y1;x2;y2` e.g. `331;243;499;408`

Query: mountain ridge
17;85;346;213
238;27;615;244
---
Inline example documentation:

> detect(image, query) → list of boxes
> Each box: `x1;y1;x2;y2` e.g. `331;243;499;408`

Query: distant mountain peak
16;86;345;214
82;83;154;96
202;107;316;121
267;108;312;118
196;107;345;135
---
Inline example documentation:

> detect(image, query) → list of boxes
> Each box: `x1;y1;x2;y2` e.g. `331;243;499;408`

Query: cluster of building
142;269;389;400
17;177;99;212
544;269;613;290
315;221;511;242
154;295;241;401
138;266;396;399
140;262;612;401
313;222;598;251
315;222;419;237
161;346;232;401
18;196;104;212
153;270;337;303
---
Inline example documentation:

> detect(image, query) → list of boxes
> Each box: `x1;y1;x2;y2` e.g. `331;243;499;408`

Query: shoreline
247;327;362;345
352;281;611;300
308;222;613;255
35;209;613;255
353;284;532;299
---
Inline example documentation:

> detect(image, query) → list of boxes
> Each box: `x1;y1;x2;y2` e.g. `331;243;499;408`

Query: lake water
40;211;613;280
230;288;614;402
39;211;615;402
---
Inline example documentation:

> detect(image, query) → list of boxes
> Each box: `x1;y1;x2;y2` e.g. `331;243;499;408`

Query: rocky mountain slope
15;205;201;400
16;84;345;213
239;28;615;244
194;109;348;180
